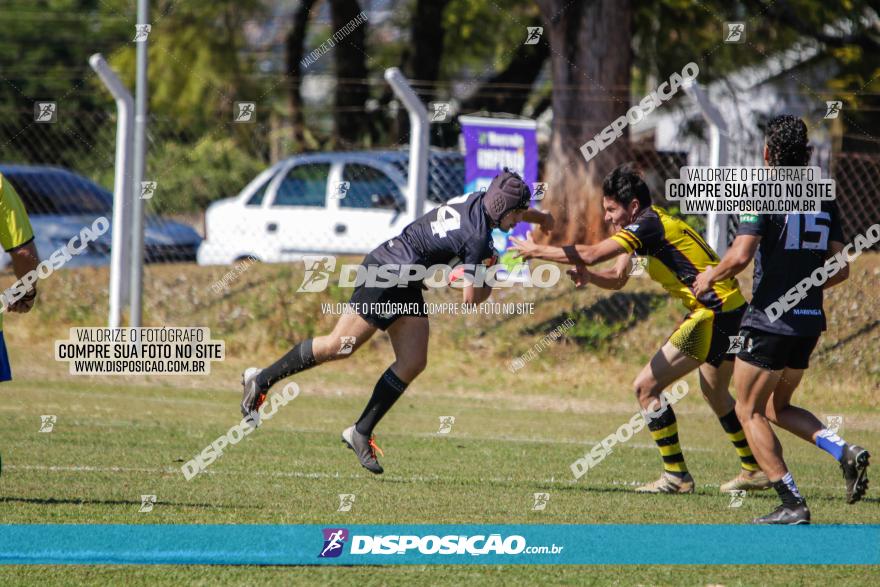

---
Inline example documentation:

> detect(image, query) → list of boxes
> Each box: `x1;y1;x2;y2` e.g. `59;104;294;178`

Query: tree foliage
110;0;268;135
2;0;878;218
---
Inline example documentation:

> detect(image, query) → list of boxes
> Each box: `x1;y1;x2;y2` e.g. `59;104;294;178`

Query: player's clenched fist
566;265;590;289
7;288;36;313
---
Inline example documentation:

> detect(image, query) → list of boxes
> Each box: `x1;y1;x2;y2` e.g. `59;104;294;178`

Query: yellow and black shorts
667;304;747;367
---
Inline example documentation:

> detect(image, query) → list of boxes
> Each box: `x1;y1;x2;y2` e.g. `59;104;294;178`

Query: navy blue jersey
736;200;844;336
369;192;496;274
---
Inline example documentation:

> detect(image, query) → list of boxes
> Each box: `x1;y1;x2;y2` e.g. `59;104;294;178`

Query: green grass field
0;257;878;584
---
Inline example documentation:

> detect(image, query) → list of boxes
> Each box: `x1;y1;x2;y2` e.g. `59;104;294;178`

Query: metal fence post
384;67;428;221
130;0;149;328
683;79;730;256
89;53;133;328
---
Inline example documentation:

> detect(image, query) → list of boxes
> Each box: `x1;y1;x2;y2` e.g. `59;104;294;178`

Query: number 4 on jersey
430;205;461;238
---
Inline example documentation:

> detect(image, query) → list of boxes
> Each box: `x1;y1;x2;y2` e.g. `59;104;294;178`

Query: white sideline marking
5;464;846;491
8;465;178;474
1;464;475;484
406;429;715;451
4;464;430;483
0;404;716;453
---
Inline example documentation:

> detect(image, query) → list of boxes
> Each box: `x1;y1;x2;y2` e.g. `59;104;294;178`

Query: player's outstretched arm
580;253;632;291
693;234;760;296
521;209;554;233
510;233;625;266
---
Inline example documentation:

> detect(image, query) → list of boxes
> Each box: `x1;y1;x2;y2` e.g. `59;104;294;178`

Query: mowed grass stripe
2;397;877;525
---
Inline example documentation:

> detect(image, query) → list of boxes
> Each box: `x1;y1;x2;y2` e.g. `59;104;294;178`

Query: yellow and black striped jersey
610;206;745;313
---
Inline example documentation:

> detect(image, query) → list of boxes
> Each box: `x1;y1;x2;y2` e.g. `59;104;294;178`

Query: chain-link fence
2;100;878;275
702;127;879;248
832;152;880;243
0;108;208;269
0;104;469;269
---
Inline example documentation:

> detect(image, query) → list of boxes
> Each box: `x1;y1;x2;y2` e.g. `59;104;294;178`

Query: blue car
0;165;202;269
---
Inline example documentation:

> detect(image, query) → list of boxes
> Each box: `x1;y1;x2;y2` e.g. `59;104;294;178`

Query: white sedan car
197;150;463;265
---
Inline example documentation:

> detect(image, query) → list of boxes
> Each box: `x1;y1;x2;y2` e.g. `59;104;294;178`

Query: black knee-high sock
256;339;316;392
355;368;409;436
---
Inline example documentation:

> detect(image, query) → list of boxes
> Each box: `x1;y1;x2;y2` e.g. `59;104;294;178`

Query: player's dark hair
602;163;651;210
765;114;812;166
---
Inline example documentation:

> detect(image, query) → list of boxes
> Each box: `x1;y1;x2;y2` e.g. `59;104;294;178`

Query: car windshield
340;163;404;209
5;171;113;215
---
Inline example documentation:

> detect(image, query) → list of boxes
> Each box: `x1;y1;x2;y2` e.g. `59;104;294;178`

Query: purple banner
459;116;539;254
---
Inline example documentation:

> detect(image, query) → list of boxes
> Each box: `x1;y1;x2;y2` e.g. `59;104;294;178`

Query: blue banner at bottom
0;525;877;565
